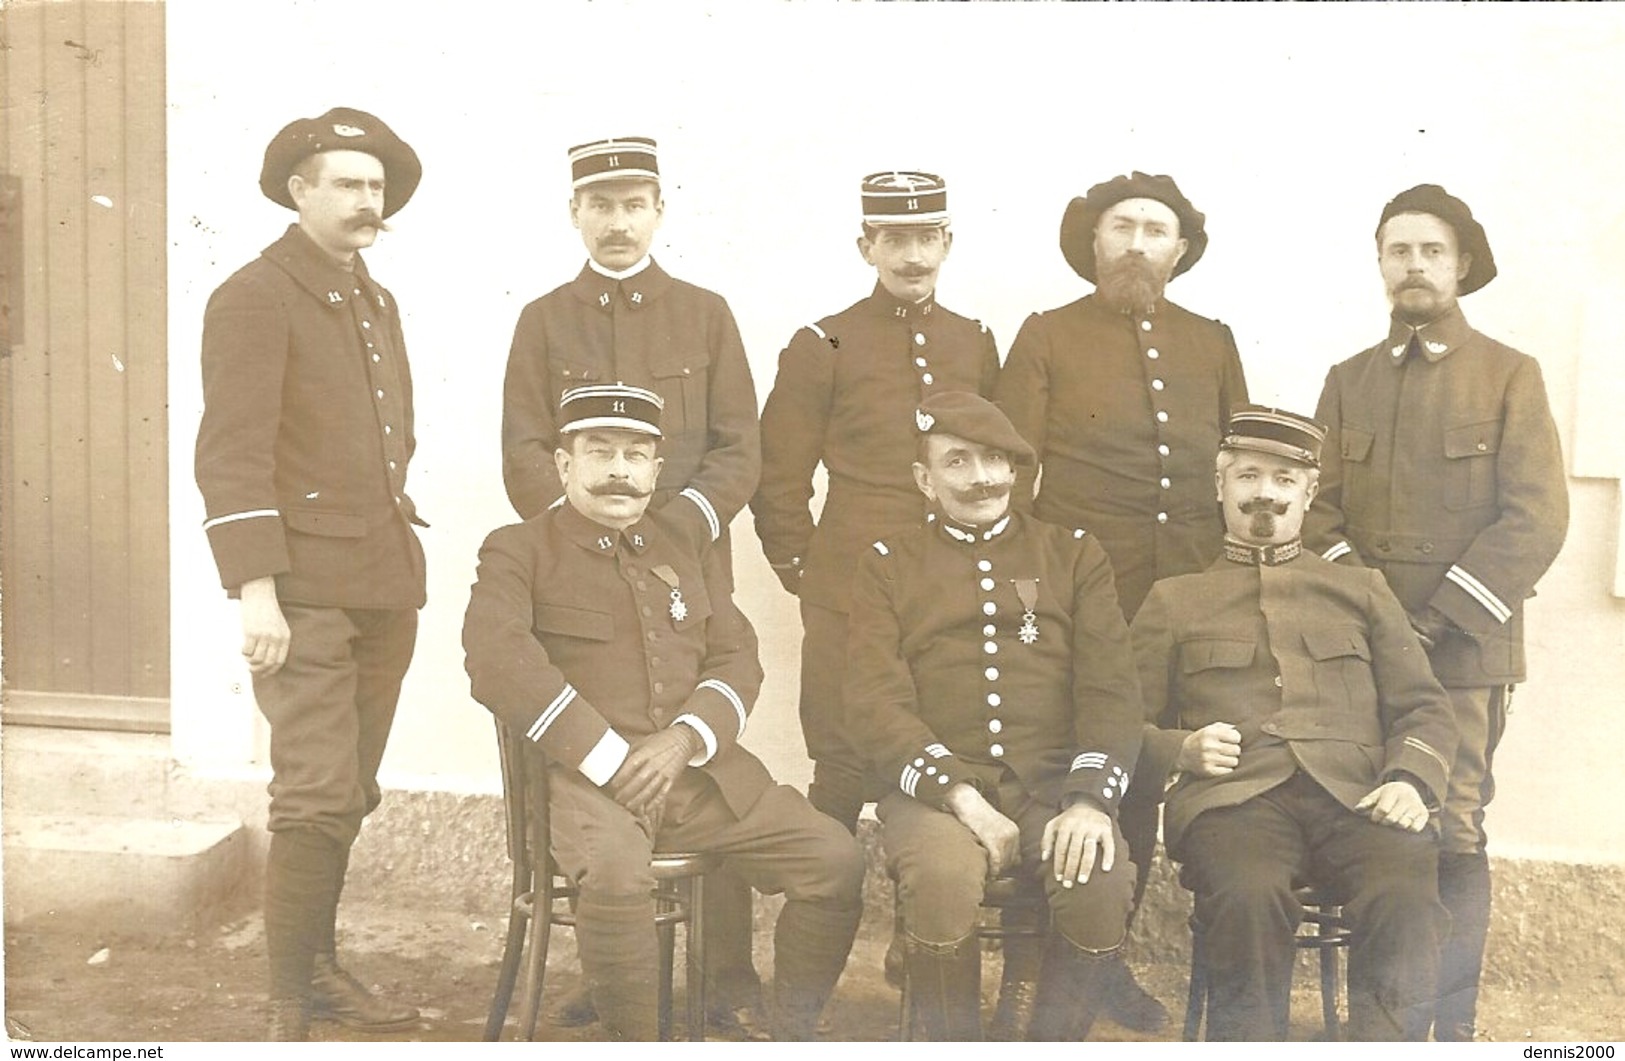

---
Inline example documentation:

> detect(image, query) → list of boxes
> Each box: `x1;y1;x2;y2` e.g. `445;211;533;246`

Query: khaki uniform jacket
995;294;1249;618
751;285;999;613
1132;545;1458;859
845;510;1143;817
462;503;771;818
500;260;760;550
194;225;426;608
1305;306;1569;686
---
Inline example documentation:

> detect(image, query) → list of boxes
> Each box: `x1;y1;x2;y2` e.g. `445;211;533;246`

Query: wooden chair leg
519;886;552;1041
686;875;707;1041
658;884;677;1041
1317;923;1342;1041
1183;927;1206;1041
484;889;530;1041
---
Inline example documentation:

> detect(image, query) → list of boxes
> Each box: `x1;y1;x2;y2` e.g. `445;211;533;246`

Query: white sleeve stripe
807;323;826;340
1322;541;1353;563
526;685;578;741
1445;565;1512;624
899;764;920;796
1403;736;1453;780
202;508;280;530
578;730;631;787
672;713;718;765
680;488;722;542
696;678;747;737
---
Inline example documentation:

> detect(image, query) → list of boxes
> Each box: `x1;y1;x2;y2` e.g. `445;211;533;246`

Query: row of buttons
1138;316;1175;526
978;553;1007;759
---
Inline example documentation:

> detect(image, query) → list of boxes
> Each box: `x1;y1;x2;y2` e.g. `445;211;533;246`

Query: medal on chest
651;564;688;622
1013;578;1040;645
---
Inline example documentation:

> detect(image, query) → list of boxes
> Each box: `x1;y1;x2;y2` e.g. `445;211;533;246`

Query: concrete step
3;812;249;937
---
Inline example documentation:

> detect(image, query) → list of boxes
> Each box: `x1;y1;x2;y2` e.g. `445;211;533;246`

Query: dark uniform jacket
1132;542;1458;859
751;284;999;613
500;260;760;550
462;502;771;818
845;509;1143;817
994;294;1248;617
195;225;426;609
1304;306;1569;686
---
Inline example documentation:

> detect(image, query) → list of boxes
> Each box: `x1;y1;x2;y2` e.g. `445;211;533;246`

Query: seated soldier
845;391;1142;1041
463;383;863;1041
1131;405;1458;1041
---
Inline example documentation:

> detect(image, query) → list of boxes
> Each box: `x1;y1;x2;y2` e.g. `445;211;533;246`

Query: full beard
1095;255;1171;315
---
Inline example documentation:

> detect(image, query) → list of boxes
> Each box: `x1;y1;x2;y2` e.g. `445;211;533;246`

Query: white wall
168;1;1625;863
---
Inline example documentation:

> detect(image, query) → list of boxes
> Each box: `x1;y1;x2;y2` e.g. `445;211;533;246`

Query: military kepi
569;136;660;190
861;171;949;227
259;107;422;217
1221;405;1327;467
558;383;664;438
915;391;1035;467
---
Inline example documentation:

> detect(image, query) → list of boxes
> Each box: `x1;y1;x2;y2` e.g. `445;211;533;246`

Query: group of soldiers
194;108;1569;1042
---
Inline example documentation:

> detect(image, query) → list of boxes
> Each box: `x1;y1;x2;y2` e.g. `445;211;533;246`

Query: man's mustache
951;483;1011;503
1240;498;1289;515
589;482;652;498
349;212;388;232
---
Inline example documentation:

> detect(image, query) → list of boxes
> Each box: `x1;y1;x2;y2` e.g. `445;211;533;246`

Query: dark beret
1376;184;1496;295
259;107;422;218
915;391;1036;468
1059;171;1208;283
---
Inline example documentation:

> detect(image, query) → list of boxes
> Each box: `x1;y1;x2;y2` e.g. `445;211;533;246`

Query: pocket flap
533;603;613;642
1444;419;1502;459
649;357;700;380
1340;426;1374;462
282;509;367;538
1302;627;1372;662
1180;637;1256;673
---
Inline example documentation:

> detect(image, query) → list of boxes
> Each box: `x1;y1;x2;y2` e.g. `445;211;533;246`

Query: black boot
1435;851;1491;1041
263;829;342;1040
904;933;984;1041
310;955;420;1031
772;898;863;1040
1026;934;1113;1042
1101;952;1170;1033
987;930;1043;1041
576;891;661;1041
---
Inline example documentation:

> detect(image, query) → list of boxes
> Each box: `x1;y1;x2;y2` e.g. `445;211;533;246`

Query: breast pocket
533;603;613;643
1302;626;1379;717
650;356;708;435
1442;419;1501;511
1177;637;1257;727
550;358;605;405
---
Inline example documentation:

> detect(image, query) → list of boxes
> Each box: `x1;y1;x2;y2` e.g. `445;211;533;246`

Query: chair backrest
494;720;553;878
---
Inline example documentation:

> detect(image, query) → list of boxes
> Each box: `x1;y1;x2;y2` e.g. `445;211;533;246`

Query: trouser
1435;684;1507;1035
550;769;865;1040
254;604;418;1000
1180;772;1446;1041
799;602;884;832
881;780;1133;1040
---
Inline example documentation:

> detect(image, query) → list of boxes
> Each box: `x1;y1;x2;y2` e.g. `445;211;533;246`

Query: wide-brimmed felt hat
259;107;421;218
1059;170;1207;283
1376;183;1497;295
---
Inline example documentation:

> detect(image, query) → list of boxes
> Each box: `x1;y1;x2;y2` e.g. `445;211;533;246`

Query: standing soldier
751;170;999;835
498;136;767;1035
195;107;427;1040
1306;185;1569;1041
993;171;1249;1029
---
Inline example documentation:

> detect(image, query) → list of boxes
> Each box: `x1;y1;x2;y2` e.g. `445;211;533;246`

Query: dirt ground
5;890;1621;1045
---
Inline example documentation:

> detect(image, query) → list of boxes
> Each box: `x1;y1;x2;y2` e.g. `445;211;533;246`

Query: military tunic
1305;305;1569;688
194;223;425;843
462;503;770;814
750;284;998;826
994;293;1248;618
752;284;999;613
501;260;761;549
846;508;1142;949
1131;543;1457;1040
